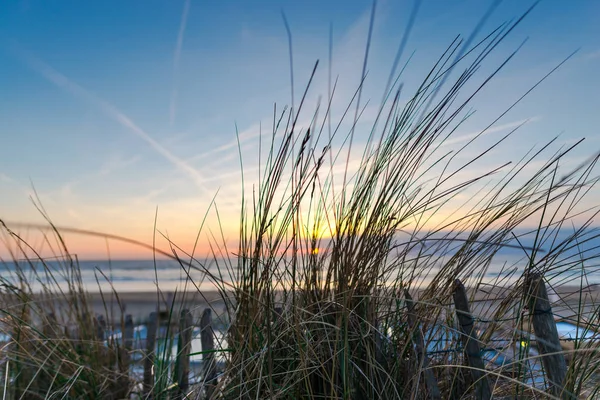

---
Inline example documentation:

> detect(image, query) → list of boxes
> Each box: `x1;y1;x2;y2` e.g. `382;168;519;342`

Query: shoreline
0;290;231;324
1;283;598;325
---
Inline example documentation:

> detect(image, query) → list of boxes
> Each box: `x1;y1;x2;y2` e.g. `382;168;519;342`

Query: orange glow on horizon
0;224;231;261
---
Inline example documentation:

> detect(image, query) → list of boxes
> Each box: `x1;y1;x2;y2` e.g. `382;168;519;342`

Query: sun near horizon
1;0;599;261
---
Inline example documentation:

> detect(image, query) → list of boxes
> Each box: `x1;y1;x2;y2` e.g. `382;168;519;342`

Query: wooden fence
448;273;573;400
118;308;219;399
1;273;586;399
4;306;220;399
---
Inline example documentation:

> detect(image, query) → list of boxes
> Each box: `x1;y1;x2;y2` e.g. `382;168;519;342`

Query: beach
0;290;230;328
2;282;598;325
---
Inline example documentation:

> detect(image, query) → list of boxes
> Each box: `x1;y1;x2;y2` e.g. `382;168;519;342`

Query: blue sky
0;0;599;259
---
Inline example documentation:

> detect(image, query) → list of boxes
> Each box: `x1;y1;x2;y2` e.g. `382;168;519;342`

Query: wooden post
175;309;193;399
405;290;441;400
201;308;216;399
43;312;58;338
273;306;283;323
122;314;134;375
144;312;158;397
453;279;492;400
95;314;106;341
124;314;134;349
527;273;570;399
113;314;135;400
14;312;41;399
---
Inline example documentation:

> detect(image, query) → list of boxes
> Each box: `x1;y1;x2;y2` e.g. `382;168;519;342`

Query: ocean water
2;229;600;292
0;258;225;293
1;227;599;292
1;249;600;293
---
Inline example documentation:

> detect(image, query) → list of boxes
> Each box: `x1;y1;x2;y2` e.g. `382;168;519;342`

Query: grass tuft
2;4;600;400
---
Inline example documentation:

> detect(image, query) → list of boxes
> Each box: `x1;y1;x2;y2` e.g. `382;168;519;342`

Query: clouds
13;45;212;194
584;49;600;61
2;1;599;259
0;172;13;183
436;116;541;149
170;0;191;127
43;153;143;201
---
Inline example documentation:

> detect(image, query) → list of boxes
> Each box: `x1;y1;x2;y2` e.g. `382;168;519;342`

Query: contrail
14;46;210;192
170;0;191;127
436;117;541;148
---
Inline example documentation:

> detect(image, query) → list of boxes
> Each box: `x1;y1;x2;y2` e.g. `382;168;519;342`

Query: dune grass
2;3;600;399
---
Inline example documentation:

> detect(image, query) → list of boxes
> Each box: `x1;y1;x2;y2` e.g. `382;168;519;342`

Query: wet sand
2;283;598;327
93;283;600;325
84;290;230;322
0;290;231;326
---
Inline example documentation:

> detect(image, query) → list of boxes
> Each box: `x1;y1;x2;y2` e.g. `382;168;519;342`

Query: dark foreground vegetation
2;3;600;399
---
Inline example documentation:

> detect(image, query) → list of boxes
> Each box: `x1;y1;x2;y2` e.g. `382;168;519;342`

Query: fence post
110;313;135;400
175;309;193;399
527;273;570;399
273;306;283;323
405;290;441;400
124;314;134;349
144;311;158;397
13;312;43;399
95;314;106;341
43;312;58;338
453;279;492;400
201;308;216;399
122;314;134;377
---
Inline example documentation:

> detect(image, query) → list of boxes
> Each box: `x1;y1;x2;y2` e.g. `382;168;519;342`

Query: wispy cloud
96;153;142;177
584;49;600;60
436;116;541;148
0;171;36;197
43;153;143;201
12;45;211;193
185;122;270;164
170;0;191;127
0;172;13;183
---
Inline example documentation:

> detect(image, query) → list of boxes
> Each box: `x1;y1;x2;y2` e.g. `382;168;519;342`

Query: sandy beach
0;290;231;327
83;290;231;322
1;283;598;328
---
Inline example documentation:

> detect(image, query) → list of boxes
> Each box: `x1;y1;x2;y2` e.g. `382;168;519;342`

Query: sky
0;0;599;260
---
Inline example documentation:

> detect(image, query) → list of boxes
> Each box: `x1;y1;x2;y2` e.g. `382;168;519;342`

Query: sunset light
2;2;600;397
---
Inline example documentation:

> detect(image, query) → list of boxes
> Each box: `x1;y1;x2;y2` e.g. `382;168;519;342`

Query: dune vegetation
2;3;600;400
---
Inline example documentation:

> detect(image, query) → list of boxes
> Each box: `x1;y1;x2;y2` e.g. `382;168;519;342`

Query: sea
2;230;599;383
2;227;600;292
1;251;600;293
